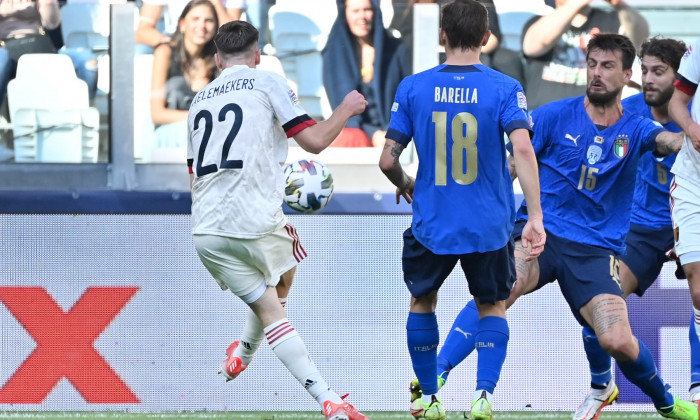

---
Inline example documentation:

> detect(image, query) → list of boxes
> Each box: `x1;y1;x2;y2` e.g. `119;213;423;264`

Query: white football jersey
672;37;700;189
188;65;315;238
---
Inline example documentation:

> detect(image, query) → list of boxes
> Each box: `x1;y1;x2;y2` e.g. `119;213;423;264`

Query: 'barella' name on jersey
435;86;478;104
191;78;255;106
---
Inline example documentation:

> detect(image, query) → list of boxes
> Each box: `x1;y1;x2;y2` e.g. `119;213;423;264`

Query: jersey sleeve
636;117;665;154
674;39;700;96
500;82;533;136
529;105;551;156
266;73;317;137
386;77;414;146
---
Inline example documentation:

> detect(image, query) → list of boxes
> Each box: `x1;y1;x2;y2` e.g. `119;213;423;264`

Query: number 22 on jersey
433;111;478;186
194;103;244;177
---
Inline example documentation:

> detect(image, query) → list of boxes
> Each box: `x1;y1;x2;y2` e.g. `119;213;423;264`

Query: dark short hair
586;33;636;70
440;0;488;51
214;20;259;56
639;36;687;73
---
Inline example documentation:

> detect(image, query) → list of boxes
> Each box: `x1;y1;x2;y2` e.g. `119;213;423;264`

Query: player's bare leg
245;285;366;419
224;267;297;381
507;239;542;308
685;261;700;402
573;261;640;420
579;294;690;418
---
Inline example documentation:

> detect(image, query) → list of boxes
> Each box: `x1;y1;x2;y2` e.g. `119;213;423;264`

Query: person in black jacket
322;0;410;147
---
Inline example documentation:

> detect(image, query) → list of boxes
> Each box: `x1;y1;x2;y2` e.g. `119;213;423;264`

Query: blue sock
582;326;612;387
689;313;700;386
617;339;673;410
407;312;440;395
437;300;479;381
475;316;509;394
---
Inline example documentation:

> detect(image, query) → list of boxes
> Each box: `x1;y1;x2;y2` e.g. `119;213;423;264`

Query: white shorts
193;224;307;303
671;176;700;265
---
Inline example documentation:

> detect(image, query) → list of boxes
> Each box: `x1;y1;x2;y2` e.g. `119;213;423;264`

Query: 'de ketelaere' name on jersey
435;87;478;104
191;78;255;106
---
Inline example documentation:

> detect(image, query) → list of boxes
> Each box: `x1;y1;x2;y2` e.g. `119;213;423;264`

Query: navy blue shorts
542;231;624;326
402;227;515;304
620;223;674;296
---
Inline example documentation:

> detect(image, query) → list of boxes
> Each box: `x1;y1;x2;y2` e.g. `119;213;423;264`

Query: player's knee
689;286;700;310
599;333;637;361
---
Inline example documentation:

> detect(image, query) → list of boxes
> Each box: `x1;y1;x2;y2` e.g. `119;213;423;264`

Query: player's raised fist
340;90;369;117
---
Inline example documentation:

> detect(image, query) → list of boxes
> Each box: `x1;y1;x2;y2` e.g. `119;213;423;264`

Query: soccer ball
283;159;334;213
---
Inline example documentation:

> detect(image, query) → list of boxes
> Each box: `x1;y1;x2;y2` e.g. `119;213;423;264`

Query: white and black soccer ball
283;159;334;213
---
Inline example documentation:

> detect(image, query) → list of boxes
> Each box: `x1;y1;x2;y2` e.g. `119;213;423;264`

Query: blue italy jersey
387;64;531;254
532;96;663;253
622;93;679;229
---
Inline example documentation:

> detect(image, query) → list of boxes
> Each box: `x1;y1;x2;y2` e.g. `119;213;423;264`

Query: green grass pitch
0;412;668;419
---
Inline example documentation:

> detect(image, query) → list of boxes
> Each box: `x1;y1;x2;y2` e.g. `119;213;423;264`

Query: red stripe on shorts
285;224;307;262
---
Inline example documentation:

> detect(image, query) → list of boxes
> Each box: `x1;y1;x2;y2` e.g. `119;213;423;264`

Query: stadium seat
258;54;288;78
268;3;334;119
60;2;111;52
7;54;99;163
497;11;538;51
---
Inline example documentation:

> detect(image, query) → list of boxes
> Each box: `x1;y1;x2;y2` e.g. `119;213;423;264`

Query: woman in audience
322;0;410;147
150;0;219;150
136;0;245;54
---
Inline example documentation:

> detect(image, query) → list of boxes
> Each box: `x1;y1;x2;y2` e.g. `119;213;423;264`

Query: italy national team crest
587;145;602;165
614;135;629;158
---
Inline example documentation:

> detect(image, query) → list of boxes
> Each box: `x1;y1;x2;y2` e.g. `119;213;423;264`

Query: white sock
265;318;342;405
234;299;287;365
234;310;264;365
473;389;493;403
422;393;437;404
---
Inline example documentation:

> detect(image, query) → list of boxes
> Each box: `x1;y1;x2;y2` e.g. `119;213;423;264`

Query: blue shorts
620;223;674;296
402;227;515;304
542;231;624;326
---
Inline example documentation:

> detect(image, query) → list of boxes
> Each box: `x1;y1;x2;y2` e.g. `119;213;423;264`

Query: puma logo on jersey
454;327;472;340
565;134;581;146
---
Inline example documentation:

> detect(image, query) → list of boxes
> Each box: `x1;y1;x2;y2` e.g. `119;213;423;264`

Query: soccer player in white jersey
670;37;700;403
187;21;369;420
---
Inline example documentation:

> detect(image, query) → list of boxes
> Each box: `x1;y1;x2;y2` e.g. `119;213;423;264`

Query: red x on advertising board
0;286;140;403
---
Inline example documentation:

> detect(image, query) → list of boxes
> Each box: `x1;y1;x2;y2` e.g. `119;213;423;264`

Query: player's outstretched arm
510;128;546;259
654;130;684;156
670;87;700;152
292;90;368;154
379;139;414;204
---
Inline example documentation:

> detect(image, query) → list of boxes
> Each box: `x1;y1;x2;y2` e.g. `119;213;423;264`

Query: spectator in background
136;0;245;53
390;0;525;86
521;0;648;110
0;0;60;111
0;0;61;161
150;0;218;149
322;0;410;147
